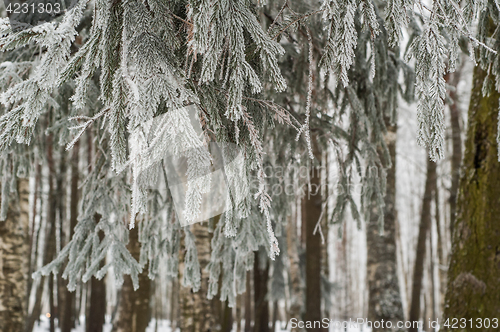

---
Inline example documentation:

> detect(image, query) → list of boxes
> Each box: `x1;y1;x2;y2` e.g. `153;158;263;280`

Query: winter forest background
0;0;499;331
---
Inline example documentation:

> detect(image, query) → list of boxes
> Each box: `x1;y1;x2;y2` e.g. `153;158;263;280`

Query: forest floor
32;317;291;332
32;316;426;332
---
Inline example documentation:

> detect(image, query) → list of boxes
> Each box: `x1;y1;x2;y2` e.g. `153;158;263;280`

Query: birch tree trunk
26;163;41;319
366;122;405;332
443;66;500;330
0;177;30;332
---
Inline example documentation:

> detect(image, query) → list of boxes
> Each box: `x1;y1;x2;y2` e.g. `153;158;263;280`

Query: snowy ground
32;316;177;332
32;316;431;332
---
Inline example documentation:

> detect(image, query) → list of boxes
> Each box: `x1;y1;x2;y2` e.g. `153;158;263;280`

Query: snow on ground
32;317;291;332
32;316;431;332
32;316;176;332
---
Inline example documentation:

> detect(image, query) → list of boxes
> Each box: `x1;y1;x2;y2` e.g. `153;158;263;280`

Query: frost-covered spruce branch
241;110;280;259
0;0;87;149
2;0;500;296
295;27;315;160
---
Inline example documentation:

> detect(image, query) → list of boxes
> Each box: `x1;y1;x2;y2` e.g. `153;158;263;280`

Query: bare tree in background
179;221;214;332
366;120;405;332
112;222;151;332
408;157;437;332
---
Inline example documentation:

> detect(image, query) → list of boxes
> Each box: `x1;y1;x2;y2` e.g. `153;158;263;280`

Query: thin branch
271;9;324;40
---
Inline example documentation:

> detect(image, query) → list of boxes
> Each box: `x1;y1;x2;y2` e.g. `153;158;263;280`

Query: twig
271;9;324;40
66;107;109;151
313;201;327;245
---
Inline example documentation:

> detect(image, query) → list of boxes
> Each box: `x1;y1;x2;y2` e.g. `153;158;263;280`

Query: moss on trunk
443;65;500;329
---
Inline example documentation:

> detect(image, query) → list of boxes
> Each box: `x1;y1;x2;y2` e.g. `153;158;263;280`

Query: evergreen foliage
0;0;498;302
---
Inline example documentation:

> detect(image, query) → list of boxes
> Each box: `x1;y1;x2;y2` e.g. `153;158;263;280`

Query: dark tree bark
244;271;252;332
236;294;242;332
408;157;436;332
302;138;326;332
253;251;269;332
55;146;67;331
86;215;106;332
443;66;500;330
366;121;405;332
112;223;151;332
221;300;233;332
0;177;30;332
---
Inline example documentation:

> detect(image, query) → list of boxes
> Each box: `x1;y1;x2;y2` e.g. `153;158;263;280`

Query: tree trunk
408;157;436;332
55;146;67;331
253;251;269;332
86;257;107;332
112;223;151;332
443;65;500;330
49;270;56;332
26;163;41;318
86;215;106;332
26;273;46;332
0;177;30;332
27;157;58;332
271;301;278;332
236;294;242;332
433;165;446;319
445;64;464;239
179;221;214;332
61;141;79;332
47;132;58;332
221;300;233;332
170;278;179;331
244;271;252;332
366;122;405;331
302;139;326;332
286;212;303;329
